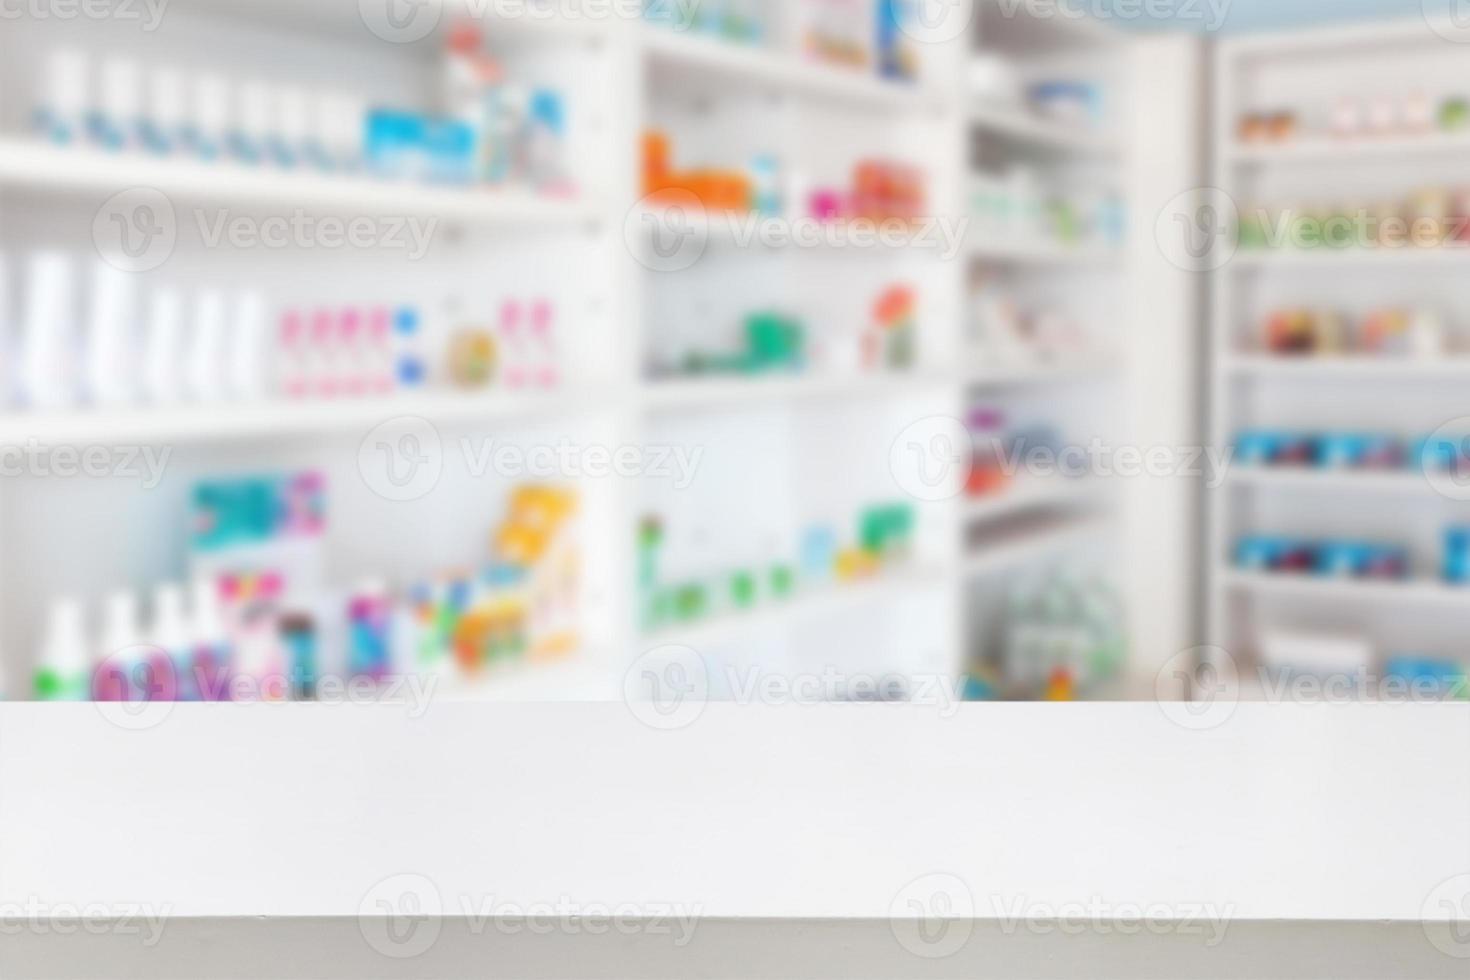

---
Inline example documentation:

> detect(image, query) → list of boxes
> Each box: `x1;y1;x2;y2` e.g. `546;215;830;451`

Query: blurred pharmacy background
1;0;1467;709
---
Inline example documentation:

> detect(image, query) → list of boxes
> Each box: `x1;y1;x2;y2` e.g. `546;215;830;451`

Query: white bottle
98;56;143;151
146;66;188;155
38;47;89;144
191;73;231;160
186;290;228;403
143;287;185;405
95;590;144;701
37;598;91;701
275;86;311;167
236;80;273;165
84;260;140;407
228;290;269;401
190;579;231;701
21;251;78;410
151;584;192;701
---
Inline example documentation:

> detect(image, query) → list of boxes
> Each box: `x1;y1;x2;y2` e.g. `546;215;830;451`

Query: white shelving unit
1209;16;1470;674
959;2;1137;699
0;0;1155;704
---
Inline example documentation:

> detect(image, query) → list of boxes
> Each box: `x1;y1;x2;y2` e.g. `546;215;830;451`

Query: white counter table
1;703;1467;978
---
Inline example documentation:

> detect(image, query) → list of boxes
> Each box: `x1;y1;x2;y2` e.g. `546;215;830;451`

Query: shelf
1228;467;1437;495
968;236;1124;265
0;389;605;447
969;102;1121;156
641;27;944;113
166;0;610;44
0;140;601;227
642;371;949;411
964;478;1103;522
1222;568;1470;609
964;359;1118;386
964;518;1109;578
642;565;952;652
1229;247;1470;270
1228;129;1470;166
1223;355;1470;379
432;651;623;703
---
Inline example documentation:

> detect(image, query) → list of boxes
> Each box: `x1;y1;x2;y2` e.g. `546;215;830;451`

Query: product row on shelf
1237;188;1470;252
969;56;1109;131
1237;91;1470;145
1235;530;1470;585
965;405;1076;499
643;0;923;85
643;130;926;223
638;501;917;634
1253;307;1455;358
969;168;1125;250
1235;429;1470;475
965;558;1126;702
24;474;580;703
1245;627;1466;702
0;253;562;413
649;285;916;382
31;22;573;194
969;277;1099;366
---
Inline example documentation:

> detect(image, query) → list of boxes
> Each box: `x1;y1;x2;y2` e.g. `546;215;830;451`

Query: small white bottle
234;80;273;165
275;86;311;168
37;598;92;701
21;251;78;410
190;579;232;702
228;290;269;402
145;66;188;156
186;290;228;403
151;584;192;701
190;73;231;161
36;47;89;145
96;56;143;151
84;260;140;408
143;287;185;405
94;591;144;702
